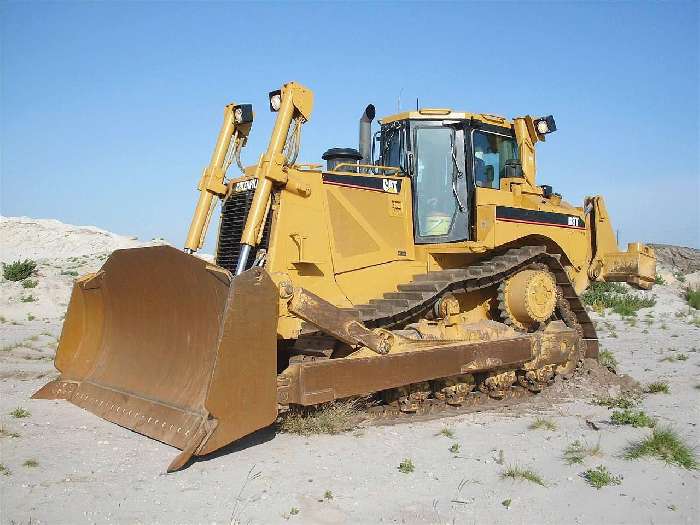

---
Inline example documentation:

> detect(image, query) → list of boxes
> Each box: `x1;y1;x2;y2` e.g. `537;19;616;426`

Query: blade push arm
184;103;253;253
235;81;313;274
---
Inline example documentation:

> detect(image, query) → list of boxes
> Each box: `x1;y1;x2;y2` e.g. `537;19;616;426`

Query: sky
1;1;698;250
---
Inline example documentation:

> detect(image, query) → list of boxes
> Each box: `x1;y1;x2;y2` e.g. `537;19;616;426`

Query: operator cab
376;110;520;244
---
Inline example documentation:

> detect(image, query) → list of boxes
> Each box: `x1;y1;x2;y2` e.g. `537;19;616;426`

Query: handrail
331;163;401;175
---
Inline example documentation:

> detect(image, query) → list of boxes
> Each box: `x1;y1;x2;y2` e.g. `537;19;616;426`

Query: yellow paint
201;82;655;339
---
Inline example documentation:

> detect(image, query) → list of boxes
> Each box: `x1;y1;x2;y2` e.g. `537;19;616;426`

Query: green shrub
10;407;30;418
625;427;698;469
598;350;617;372
582;465;622;489
398;458;415;473
501;465;546;486
22;279;38;289
592;393;639;409
654;274;666;285
563;439;602;465
644;381;670;394
2;259;36;281
437;426;455;438
610;409;656;428
686;288;700;310
581;282;655;317
529;417;557;431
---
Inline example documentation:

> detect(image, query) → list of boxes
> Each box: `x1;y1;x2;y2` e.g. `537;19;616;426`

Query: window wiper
451;148;466;213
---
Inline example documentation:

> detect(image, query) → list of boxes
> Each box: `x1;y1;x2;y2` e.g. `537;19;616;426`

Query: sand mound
0;216;148;263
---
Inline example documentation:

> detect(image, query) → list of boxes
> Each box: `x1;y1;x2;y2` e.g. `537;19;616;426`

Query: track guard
33;246;279;472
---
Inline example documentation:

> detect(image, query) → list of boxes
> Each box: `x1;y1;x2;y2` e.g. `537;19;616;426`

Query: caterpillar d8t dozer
34;81;656;471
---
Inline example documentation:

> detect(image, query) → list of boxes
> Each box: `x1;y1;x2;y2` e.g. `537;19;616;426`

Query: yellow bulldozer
34;81;656;471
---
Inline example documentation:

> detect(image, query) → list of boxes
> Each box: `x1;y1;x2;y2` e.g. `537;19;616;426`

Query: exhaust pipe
359;104;375;166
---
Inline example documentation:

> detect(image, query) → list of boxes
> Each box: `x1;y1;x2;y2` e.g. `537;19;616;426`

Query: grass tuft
22;279;38;289
23;459;39;468
582;282;656;317
0;464;11;476
20;295;37;303
449;443;460;454
0;424;20;439
2;259;37;281
654;274;666;285
661;353;688;363
581;465;622;489
610;409;656;428
323;490;333;500
563;439;602;465
529;417;557;431
279;401;358;435
644;381;670;394
10;407;30;418
501;498;512;509
624;427;698;469
436;426;455;438
598;350;618;372
592;393;639;409
501;465;546;486
397;458;415;474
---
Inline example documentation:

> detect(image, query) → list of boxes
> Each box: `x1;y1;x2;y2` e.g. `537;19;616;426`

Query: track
345;245;598;355
290;245;598;417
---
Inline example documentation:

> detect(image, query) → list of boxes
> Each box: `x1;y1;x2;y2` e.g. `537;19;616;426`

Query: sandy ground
1;219;698;524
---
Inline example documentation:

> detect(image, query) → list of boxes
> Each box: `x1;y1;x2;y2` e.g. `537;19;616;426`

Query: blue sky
2;1;698;249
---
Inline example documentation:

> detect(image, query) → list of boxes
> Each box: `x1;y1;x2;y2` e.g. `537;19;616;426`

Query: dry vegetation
279;401;359;436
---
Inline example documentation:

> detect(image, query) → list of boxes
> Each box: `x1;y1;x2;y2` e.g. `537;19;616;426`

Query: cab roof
379;108;513;128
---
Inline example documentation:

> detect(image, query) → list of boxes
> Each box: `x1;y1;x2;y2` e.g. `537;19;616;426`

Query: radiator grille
215;189;272;273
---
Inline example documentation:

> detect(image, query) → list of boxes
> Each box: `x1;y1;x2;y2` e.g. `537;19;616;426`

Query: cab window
382;125;403;168
472;131;518;189
414;127;457;237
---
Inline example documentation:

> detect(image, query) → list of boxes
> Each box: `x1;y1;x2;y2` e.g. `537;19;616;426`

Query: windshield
414;127;457;237
472;131;518;189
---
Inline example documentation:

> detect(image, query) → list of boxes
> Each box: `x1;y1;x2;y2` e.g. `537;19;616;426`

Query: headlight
534;115;557;135
232;104;253;124
268;90;282;112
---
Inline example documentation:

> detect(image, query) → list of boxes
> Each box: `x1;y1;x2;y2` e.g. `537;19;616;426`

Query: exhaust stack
359;104;375;165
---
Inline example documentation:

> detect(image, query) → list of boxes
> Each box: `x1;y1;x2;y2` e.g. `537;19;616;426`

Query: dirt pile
650;243;700;273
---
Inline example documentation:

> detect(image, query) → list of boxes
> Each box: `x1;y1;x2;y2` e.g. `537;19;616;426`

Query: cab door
411;123;469;243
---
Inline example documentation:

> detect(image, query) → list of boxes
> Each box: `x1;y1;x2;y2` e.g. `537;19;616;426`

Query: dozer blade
32;245;279;472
